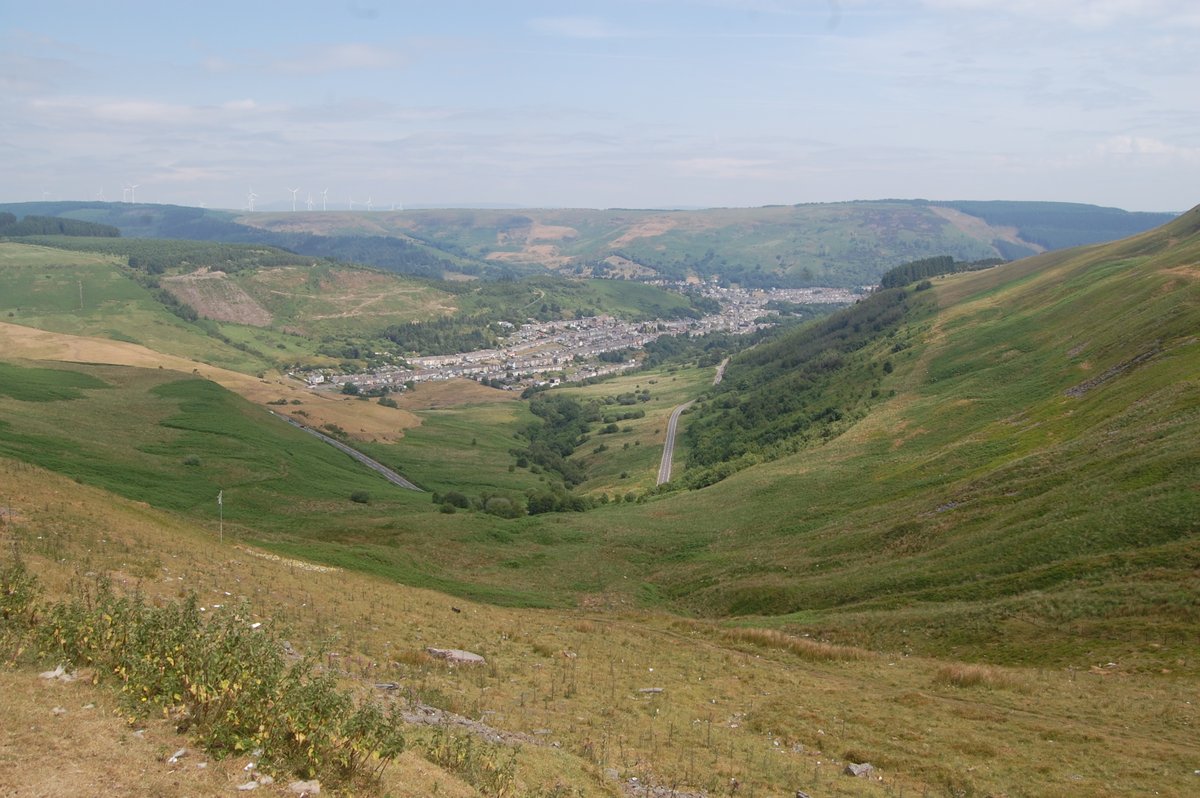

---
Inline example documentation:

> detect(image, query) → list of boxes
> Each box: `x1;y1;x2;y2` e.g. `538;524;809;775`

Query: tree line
879;255;1004;289
0;213;119;238
681;287;934;486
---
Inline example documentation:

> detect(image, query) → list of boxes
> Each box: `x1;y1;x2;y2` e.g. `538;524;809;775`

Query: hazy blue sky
3;1;1196;211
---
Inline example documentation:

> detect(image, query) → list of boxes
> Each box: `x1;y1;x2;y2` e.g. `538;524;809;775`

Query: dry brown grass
0;669;271;797
392;378;516;411
720;626;875;662
932;662;1028;691
3;457;1199;797
0;321;421;441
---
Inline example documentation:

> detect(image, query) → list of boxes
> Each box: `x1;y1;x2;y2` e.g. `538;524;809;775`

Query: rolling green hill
4;199;1177;287
236;200;1178;287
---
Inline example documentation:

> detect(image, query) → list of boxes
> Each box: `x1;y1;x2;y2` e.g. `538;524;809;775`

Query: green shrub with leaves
1;552;41;661
17;563;403;787
424;726;518;797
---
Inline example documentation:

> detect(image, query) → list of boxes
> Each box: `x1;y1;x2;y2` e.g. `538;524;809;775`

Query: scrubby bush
6;561;404;787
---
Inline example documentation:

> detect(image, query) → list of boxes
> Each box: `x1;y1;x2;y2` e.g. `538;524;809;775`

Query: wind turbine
247;187;258;212
365;196;373;212
122;186;130;202
129;184;139;204
289;187;299;212
348;196;357;211
96;188;106;201
321;188;328;211
306;192;314;211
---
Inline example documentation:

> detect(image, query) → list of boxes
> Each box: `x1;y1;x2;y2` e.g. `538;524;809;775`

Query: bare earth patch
485;244;573;269
162;269;273;326
608;216;681;248
929;206;1045;254
0;670;256;797
485;222;581;269
393;378;516;411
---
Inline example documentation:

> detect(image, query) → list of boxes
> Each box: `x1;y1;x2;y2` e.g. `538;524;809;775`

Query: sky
2;0;1197;212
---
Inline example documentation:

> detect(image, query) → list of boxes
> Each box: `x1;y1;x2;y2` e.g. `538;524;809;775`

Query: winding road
270;411;423;492
656;358;729;486
656;400;694;485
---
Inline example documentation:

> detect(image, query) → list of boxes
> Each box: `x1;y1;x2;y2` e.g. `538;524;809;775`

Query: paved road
656;358;730;486
656;400;694;485
270;411;423;492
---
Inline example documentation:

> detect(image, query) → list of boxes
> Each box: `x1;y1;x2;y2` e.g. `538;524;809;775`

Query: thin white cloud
921;0;1200;27
30;97;198;125
272;43;407;74
528;16;634;39
672;157;777;179
1095;134;1200;162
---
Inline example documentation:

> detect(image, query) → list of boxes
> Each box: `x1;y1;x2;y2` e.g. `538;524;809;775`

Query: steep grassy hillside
541;205;1200;665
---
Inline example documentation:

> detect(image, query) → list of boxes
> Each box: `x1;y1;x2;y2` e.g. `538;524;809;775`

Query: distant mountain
1;199;1177;287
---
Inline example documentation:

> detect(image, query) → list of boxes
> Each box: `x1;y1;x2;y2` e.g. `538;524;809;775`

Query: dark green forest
0;213;119;238
680;287;933;487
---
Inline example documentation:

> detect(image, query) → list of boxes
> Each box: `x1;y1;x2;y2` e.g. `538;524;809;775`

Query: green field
361;396;537;496
0;242;269;371
0;361;419;519
556;365;715;496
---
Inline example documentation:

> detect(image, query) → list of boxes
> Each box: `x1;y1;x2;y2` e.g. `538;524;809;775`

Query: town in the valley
299;284;863;395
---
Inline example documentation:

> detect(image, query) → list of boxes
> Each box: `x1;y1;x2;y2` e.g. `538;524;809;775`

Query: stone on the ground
845;762;875;778
289;779;321;795
426;647;486;665
39;665;77;682
167;748;188;764
236;780;258;791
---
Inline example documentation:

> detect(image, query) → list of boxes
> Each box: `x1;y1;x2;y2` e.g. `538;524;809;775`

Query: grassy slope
0;242;266;371
533;206;1200;665
4;458;1198;798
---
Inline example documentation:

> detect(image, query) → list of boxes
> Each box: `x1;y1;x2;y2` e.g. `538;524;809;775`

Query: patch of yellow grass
0;322;421;441
933;663;1027;691
721;626;875;662
3;456;1198;798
